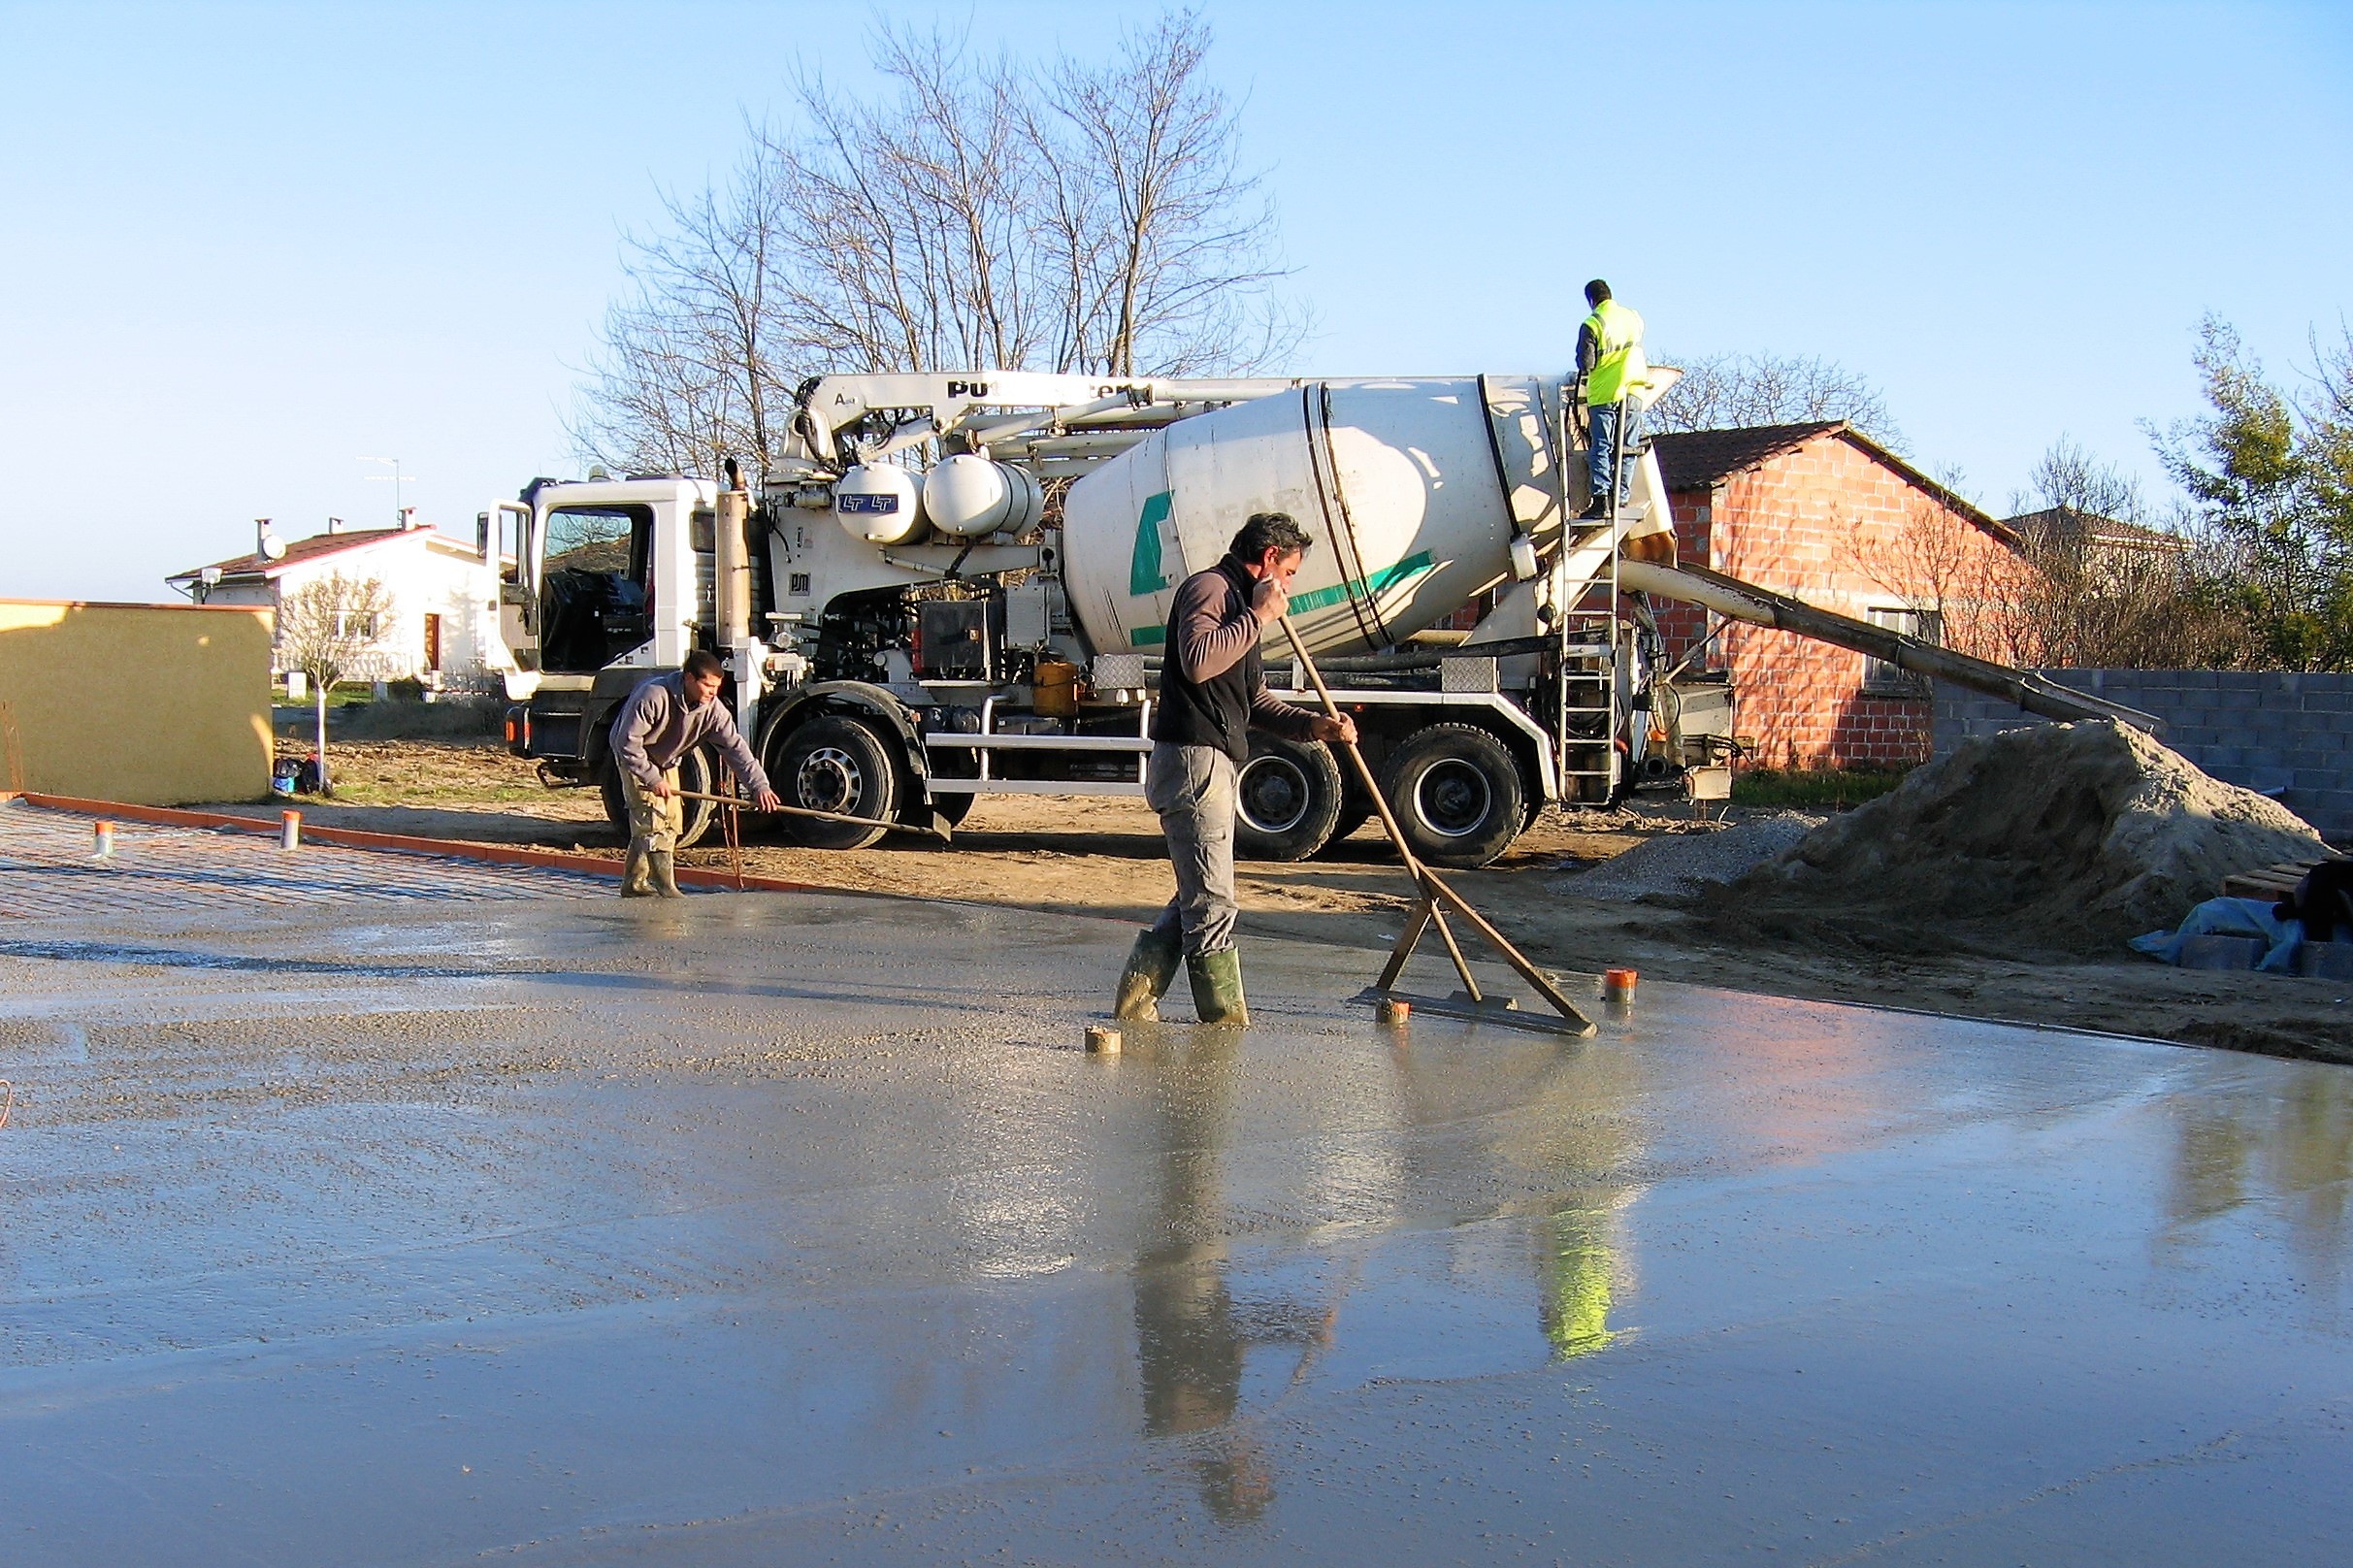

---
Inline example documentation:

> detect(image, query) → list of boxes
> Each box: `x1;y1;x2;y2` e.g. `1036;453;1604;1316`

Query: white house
167;517;514;690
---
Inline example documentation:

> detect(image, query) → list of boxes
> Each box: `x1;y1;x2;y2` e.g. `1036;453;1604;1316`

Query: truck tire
771;715;898;849
599;746;718;848
1378;723;1526;868
1234;734;1344;862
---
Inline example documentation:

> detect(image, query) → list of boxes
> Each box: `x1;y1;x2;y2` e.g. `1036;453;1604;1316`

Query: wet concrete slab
1;883;2349;1564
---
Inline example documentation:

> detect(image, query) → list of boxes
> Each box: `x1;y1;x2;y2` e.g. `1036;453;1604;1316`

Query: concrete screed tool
1279;617;1597;1039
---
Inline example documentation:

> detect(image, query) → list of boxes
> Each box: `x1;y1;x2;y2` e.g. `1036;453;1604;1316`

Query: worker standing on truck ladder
609;649;782;898
1576;278;1649;520
1113;513;1357;1026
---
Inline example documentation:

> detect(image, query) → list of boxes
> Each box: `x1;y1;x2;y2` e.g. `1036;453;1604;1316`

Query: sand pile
1735;721;2328;948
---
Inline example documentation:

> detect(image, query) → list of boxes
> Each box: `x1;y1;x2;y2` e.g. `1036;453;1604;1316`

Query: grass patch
1732;767;1910;810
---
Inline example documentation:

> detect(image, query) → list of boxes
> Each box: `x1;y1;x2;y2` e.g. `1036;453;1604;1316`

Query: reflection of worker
1114;513;1356;1025
1576;278;1649;520
609;649;780;898
1132;1032;1321;1523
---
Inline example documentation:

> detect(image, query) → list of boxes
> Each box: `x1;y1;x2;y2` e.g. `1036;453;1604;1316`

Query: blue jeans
1586;401;1644;511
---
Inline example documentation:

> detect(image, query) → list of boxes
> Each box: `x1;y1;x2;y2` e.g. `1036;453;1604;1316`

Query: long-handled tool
670;789;953;845
1279;617;1596;1038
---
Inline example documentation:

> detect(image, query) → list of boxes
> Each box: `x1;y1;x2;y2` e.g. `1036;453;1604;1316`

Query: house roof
1650;422;1844;492
2004;506;2188;553
167;526;474;587
1651;419;2009;540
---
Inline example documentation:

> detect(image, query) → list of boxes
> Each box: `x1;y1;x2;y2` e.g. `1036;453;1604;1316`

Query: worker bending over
1114;512;1356;1025
610;649;781;898
1576;278;1648;520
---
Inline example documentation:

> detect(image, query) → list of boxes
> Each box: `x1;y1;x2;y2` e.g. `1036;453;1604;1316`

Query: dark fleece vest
1151;557;1260;767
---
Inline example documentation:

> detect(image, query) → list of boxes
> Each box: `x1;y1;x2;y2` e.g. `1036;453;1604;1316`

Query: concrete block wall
1935;670;2353;846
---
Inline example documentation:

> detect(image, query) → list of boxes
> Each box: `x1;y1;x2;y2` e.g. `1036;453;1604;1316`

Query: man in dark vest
1113;512;1356;1025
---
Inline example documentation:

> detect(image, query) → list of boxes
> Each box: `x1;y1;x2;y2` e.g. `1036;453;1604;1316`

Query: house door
423;613;442;673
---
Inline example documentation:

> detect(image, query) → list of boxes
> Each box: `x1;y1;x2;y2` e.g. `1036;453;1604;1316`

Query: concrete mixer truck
499;370;2152;866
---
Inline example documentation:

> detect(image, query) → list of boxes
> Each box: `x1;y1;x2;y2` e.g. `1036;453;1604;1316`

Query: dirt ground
232;738;2352;1062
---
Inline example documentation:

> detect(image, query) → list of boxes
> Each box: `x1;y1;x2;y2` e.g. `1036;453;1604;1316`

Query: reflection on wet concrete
0;890;2349;1563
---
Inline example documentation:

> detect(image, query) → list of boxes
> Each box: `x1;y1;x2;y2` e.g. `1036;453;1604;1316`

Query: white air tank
834;464;928;545
923;454;1045;539
1061;378;1571;658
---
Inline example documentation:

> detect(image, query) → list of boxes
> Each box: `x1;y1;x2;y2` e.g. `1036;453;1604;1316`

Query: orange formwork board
0;792;821;895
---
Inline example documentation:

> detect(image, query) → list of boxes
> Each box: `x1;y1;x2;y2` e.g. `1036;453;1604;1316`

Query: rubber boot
648;850;684;898
1113;927;1184;1023
621;840;657;898
1187;947;1249;1027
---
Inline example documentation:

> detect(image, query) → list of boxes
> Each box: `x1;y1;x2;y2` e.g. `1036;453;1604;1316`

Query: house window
1862;605;1941;697
330;609;385;641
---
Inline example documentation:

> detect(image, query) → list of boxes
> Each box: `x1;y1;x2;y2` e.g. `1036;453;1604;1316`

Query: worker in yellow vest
1576;279;1649;520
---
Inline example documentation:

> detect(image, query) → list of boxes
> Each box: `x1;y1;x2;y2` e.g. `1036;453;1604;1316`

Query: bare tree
276;572;395;794
572;10;1298;472
2016;434;2148;521
1650;352;1906;451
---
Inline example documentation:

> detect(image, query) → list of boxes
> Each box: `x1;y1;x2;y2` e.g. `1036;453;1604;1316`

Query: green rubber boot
1187;946;1250;1027
649;850;684;898
1113;927;1184;1022
621;840;657;898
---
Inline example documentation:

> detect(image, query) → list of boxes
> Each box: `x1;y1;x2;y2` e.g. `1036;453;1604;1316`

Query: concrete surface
0;798;613;917
2;858;2350;1563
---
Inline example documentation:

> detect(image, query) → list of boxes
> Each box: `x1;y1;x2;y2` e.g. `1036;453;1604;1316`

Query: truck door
493;501;539;670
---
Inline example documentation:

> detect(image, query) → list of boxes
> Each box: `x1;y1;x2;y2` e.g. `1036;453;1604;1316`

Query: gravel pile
1553;811;1828;902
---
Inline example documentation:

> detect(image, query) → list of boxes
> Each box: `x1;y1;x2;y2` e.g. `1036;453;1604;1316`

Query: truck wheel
771;715;898;849
1378;724;1526;868
1234;734;1343;861
598;746;717;847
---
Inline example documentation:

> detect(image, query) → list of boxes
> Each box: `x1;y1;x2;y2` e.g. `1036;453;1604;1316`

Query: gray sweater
611;672;770;796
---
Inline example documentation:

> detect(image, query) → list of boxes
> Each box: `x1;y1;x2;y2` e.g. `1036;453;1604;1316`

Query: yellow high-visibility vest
1582;298;1648;407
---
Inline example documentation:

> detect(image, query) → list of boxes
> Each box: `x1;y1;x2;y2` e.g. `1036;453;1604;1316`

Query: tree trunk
314;684;330;794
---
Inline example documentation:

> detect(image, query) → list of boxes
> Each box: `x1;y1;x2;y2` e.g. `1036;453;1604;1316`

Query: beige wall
0;600;274;804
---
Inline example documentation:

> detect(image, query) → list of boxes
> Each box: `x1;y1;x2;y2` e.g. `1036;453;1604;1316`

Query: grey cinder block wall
1933;670;2353;848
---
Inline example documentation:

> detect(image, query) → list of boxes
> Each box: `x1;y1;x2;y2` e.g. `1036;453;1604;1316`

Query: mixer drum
1060;378;1565;658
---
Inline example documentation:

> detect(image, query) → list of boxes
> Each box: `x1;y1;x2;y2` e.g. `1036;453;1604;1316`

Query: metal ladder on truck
1552;380;1630;805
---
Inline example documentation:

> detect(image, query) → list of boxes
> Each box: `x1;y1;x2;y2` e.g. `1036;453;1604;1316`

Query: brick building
1650;421;2023;770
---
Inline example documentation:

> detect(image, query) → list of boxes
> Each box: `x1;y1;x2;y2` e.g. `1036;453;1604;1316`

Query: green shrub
1732;767;1910;810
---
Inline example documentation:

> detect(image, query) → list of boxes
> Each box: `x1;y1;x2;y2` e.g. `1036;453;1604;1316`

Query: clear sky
3;1;2346;603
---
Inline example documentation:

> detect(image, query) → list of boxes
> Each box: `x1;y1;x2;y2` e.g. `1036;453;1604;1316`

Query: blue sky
2;1;2346;603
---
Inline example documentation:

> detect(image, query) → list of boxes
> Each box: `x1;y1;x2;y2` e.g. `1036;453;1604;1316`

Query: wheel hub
1238;756;1311;834
795;745;864;816
1415;759;1493;838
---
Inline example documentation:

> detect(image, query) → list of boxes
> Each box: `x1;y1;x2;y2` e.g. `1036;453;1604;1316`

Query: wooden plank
2221;860;2321;900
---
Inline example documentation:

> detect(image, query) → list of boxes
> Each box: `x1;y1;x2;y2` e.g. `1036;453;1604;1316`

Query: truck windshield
540;505;654;672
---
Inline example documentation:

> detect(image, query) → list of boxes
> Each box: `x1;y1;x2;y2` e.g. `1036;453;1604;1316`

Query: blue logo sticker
838;493;899;514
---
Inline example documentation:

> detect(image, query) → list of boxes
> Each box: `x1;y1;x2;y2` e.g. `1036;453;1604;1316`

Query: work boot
1187;947;1250;1027
648;850;684;898
1113;927;1184;1022
621;841;657;898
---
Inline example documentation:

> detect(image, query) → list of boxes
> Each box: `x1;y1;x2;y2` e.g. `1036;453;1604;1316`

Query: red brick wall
1660;435;2020;771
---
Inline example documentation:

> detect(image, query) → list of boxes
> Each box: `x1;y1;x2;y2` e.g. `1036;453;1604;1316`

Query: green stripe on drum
1132;624;1166;646
1286;551;1435;615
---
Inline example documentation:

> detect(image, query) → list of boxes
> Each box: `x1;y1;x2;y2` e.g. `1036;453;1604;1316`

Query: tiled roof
1650;422;1844;492
168;527;431;584
1650;419;2004;536
2004;506;2188;552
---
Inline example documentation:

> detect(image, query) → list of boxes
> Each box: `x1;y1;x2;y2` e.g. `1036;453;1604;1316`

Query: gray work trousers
1145;742;1239;957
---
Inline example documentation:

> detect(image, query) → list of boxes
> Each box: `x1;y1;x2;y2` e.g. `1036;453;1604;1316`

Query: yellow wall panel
0;600;273;804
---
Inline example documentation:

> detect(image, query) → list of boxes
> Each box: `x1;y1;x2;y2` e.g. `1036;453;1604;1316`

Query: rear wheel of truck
1378;723;1525;868
1234;734;1344;862
599;746;718;848
771;715;898;849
